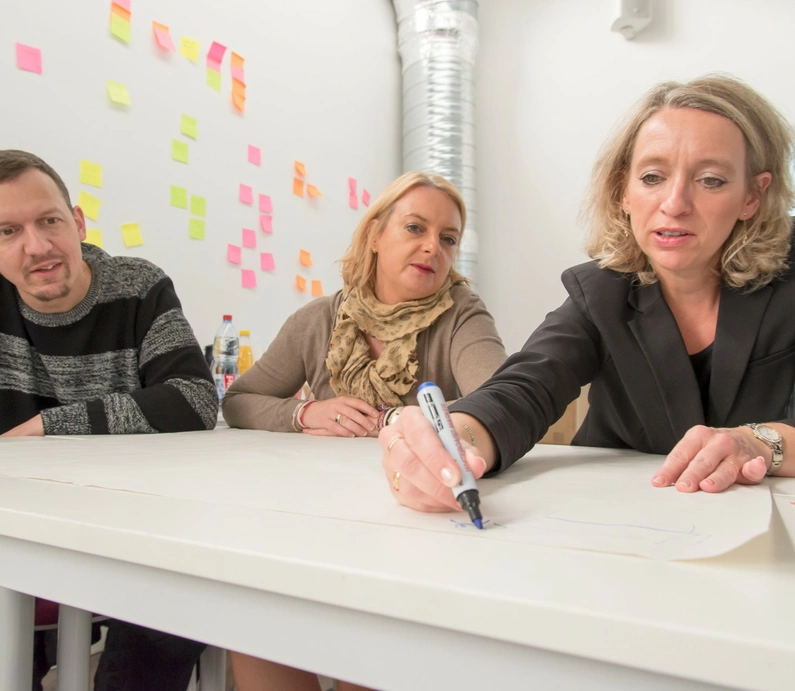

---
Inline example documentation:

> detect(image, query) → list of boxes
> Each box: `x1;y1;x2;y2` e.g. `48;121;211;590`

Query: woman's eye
640;173;662;186
441;235;457;246
406;224;422;233
701;176;726;189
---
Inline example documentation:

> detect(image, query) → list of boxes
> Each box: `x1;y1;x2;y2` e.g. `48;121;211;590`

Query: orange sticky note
294;161;306;177
111;3;131;22
232;91;245;112
227;244;242;265
311;280;323;297
292;178;304;197
299;250;312;267
152;22;175;51
231;52;244;69
307;184;322;198
295;275;307;292
239;184;253;204
242;228;256;248
15;43;42;74
260;253;275;271
242;269;256;289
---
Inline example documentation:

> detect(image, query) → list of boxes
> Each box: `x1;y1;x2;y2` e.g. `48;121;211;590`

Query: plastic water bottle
238;329;254;375
213;315;239;399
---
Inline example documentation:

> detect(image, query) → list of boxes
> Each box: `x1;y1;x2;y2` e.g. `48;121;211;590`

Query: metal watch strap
743;423;784;476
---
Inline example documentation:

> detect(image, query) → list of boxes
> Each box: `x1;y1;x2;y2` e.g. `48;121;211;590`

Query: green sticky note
190;195;206;217
77;191;101;221
172;140;189;164
181;114;197;139
206;68;221;92
170;186;188;209
121;223;144;248
79;160;103;188
107;81;131;105
110;14;131;44
189;218;205;240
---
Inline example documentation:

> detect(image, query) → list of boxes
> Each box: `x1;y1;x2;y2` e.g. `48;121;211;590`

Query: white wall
475;0;795;353
2;0;401;354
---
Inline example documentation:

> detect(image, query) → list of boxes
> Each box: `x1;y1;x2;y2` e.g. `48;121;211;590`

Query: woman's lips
411;263;434;274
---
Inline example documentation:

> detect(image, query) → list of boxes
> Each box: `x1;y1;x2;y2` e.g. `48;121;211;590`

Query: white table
0;430;794;691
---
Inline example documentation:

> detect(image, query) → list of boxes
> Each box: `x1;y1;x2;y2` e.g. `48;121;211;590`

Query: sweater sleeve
450;281;602;473
40;277;218;435
449;289;508;396
221;308;316;432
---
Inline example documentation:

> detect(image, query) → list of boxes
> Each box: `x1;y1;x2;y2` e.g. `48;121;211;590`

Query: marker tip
473;518;483;530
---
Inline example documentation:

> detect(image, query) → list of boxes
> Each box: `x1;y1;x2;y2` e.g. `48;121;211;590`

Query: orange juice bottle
237;329;255;374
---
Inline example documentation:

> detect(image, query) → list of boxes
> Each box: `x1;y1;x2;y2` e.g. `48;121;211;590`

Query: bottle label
213;372;237;399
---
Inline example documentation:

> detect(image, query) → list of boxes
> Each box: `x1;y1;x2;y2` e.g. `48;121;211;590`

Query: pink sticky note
348;177;357;194
242;269;257;288
349;192;359;210
362;189;371;207
260;253;275;271
239;184;253;204
248;145;261;166
227;244;242;264
15;43;42;74
206;58;222;72
114;0;132;9
153;24;176;51
258;194;272;213
259;215;273;234
242;228;256;248
231;66;245;82
207;41;227;63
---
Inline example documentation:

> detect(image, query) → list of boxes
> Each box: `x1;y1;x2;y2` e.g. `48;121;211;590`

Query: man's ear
72;205;87;242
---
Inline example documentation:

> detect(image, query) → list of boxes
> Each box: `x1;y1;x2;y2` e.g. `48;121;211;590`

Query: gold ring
724;459;739;471
386;434;405;456
335;413;342;424
392;470;401;492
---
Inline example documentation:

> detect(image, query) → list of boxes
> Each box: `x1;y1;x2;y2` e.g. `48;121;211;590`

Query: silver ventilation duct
393;0;480;288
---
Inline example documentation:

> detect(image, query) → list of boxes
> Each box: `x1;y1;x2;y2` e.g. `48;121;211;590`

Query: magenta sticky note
260;253;275;271
259;215;273;234
231;66;245;82
227;244;242;264
247;145;261;166
242;269;257;288
207;41;227;63
362;189;371;207
239;184;253;204
348;177;357;194
258;194;272;213
242;228;256;248
16;43;42;74
349;192;359;210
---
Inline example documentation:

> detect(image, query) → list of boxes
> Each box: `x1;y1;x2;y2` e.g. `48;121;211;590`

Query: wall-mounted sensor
611;0;652;40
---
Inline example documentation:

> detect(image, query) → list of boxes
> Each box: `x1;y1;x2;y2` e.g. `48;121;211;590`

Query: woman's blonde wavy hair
583;74;795;290
339;171;468;292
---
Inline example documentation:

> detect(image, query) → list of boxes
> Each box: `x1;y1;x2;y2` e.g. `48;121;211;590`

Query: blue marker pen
417;382;483;529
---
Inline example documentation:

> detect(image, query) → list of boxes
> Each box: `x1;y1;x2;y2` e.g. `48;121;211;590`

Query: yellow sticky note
190;195;206;217
294;161;306;177
110;14;131;44
180;36;200;62
77;191;101;221
84;230;104;249
311;280;323;297
107;81;131;105
181;114;197;139
307;184;322;198
292;178;304;197
121;223;143;248
79;160;102;188
170;185;188;208
295;275;307;292
172;140;189;164
299;249;312;267
206;68;221;91
189;218;205;240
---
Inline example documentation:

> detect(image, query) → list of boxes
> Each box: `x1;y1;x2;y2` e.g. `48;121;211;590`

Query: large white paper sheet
0;430;771;560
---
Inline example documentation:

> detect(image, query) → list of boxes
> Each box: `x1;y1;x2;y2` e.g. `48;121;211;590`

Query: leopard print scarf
325;279;454;407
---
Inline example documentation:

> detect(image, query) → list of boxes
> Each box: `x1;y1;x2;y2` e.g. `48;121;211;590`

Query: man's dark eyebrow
404;212;461;234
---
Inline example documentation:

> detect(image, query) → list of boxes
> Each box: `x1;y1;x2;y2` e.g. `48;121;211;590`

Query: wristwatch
743;423;783;476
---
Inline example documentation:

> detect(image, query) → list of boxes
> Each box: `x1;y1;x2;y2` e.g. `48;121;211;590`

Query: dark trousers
32;620;205;691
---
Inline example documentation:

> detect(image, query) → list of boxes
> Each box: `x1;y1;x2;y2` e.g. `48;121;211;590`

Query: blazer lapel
709;284;773;423
627;283;705;442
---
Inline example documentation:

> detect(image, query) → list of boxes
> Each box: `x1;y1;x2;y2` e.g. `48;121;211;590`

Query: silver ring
334;413;342;424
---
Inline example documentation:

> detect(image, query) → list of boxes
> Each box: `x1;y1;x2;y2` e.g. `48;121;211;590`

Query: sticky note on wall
79;160;103;188
152;22;176;51
248;145;261;166
15;43;42;74
181;114;198;139
242;269;256;289
260;253;275;271
299;250;312;267
77;191;101;221
242;228;256;248
311;280;323;297
107;81;131;105
170;185;188;208
295;275;307;292
259;194;272;213
189;218;205;240
121;223;143;247
190;195;206;217
259;215;272;234
171;140;189;163
293;178;304;197
227;244;242;264
239;184;253;204
84;230;104;248
180;37;199;61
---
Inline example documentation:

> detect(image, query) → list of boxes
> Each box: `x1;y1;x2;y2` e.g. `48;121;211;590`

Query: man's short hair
0;150;72;207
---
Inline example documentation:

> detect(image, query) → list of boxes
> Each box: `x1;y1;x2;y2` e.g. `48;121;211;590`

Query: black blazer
452;240;795;472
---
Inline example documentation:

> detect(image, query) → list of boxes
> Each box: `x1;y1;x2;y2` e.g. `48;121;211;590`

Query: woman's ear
742;171;773;219
368;219;380;253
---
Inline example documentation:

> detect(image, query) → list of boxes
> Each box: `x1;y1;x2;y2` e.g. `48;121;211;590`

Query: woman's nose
660;178;692;217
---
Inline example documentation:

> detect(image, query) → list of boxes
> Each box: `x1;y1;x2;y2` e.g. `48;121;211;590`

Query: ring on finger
334;413;343;424
386;434;405;456
392;470;401;492
723;459;739;472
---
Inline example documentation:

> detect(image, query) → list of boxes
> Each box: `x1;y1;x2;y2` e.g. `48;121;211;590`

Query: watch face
757;425;782;443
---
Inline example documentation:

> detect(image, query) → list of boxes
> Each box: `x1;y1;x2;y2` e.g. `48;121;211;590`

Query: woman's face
371;186;461;304
622;107;770;285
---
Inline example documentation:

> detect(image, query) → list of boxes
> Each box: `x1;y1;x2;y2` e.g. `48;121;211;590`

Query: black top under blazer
452;236;795;473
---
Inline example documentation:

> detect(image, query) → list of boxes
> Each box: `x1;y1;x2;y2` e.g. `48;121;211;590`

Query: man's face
0;169;91;313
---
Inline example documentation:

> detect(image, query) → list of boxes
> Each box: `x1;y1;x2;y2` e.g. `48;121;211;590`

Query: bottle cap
240;329;250;336
223;314;232;321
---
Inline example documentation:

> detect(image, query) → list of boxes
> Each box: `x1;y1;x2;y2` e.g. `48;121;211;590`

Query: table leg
200;646;227;691
0;586;34;691
56;605;91;691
